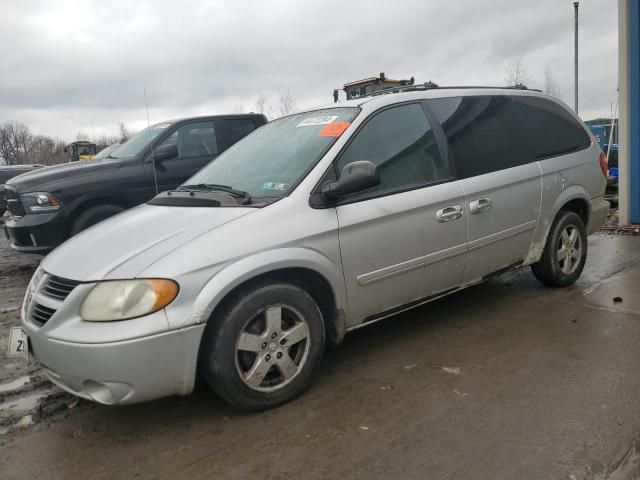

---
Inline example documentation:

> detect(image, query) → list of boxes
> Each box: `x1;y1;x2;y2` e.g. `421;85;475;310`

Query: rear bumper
588;197;610;235
4;211;66;253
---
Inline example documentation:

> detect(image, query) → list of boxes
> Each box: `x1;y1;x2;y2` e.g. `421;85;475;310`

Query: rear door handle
469;198;492;215
436;205;464;223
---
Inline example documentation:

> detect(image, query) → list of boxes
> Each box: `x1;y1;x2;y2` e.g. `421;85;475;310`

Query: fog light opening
82;380;130;405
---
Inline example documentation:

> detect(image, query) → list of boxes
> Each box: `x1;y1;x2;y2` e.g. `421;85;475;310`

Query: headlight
80;279;179;322
21;192;61;213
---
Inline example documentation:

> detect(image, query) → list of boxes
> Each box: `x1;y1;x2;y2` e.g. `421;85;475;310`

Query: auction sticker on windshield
7;327;28;359
297;116;338;127
319;121;351;137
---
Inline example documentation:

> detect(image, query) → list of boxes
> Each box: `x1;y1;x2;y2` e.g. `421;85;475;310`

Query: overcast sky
0;0;618;141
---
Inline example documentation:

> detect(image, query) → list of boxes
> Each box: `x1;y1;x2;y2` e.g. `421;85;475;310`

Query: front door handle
469;198;492;215
436;205;464;223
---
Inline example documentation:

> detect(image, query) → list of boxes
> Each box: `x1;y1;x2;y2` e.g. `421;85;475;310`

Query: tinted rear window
215;118;258;151
512;96;591;159
428;96;532;179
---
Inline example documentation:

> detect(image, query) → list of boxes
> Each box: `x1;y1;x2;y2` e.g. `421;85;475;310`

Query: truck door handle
436;205;464;223
469;198;492;215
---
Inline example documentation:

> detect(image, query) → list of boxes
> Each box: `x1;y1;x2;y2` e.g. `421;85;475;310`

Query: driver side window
160;121;218;158
336;103;448;195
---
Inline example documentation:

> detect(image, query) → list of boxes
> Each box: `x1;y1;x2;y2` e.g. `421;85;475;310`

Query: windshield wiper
178;183;251;204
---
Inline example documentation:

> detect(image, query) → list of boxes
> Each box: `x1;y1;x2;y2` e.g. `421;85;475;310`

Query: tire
70;204;125;236
199;282;325;411
531;210;587;287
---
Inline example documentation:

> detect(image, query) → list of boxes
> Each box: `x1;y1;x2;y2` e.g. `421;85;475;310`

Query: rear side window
512;96;591;159
337;103;448;195
215;118;258;151
428;96;532;179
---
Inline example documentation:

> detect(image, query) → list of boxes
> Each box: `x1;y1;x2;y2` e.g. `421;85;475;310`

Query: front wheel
70;204;125;236
199;282;325;411
531;210;587;287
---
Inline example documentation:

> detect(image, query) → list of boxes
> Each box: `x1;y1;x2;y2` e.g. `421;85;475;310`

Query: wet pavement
0;231;639;479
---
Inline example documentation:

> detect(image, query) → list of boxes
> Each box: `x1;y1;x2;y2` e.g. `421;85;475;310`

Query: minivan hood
7;158;121;192
41;204;255;280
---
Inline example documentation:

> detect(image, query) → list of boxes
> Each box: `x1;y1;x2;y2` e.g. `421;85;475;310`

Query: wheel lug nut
276;352;283;359
262;343;267;349
265;354;271;361
280;338;286;345
271;333;277;339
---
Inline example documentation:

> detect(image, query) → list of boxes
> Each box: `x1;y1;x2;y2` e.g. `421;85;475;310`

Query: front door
153;120;219;192
334;102;467;323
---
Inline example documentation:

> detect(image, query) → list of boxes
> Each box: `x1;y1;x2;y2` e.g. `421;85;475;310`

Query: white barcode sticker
297;116;338;127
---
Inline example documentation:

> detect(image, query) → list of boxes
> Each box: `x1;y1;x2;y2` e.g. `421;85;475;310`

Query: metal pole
574;2;579;114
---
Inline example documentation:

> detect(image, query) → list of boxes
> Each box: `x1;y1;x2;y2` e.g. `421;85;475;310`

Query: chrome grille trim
30;302;56;326
42;276;80;300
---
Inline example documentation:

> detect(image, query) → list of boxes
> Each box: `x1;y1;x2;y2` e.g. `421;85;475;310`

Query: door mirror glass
322;160;380;199
153;143;179;161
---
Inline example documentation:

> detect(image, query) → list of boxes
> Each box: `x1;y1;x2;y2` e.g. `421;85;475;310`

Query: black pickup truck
0;164;45;217
4;114;267;253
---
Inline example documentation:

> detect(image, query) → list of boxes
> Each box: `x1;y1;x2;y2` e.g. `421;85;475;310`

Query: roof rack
363;82;542;99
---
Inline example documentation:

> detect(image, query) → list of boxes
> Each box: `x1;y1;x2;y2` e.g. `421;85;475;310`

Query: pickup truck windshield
111;123;170;159
185;108;359;199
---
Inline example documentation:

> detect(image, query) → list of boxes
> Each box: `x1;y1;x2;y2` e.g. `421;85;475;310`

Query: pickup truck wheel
199;282;325;411
531;210;587;287
70;204;125;235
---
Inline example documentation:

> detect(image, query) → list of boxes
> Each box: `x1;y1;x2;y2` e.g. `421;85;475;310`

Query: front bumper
26;321;205;405
5;211;66;253
588;196;610;235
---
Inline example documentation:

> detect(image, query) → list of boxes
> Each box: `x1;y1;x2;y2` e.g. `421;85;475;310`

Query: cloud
0;0;618;139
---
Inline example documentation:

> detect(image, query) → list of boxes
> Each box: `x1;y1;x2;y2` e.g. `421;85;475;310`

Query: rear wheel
70;204;125;235
199;282;325;411
531;210;587;287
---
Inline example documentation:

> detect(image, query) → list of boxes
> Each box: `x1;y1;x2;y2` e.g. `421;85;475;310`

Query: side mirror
152;143;178;161
322;160;380;200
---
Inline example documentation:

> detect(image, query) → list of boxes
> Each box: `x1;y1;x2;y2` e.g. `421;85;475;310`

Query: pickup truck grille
5;188;25;217
42;276;81;300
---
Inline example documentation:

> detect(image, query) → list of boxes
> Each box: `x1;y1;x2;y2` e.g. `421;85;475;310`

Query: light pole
574;1;579;114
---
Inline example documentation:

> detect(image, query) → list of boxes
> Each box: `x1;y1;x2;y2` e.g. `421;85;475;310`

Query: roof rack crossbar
360;82;541;99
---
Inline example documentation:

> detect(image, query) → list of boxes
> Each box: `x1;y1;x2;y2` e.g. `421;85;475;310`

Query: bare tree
0;121;32;165
277;89;296;117
543;66;562;98
254;94;273;119
504;58;534;87
236;104;247;114
118;122;131;143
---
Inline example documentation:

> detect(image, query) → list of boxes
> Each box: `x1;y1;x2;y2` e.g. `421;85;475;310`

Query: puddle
0;388;55;416
0;375;30;393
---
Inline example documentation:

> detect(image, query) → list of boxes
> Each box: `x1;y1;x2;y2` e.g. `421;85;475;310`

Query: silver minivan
20;86;609;410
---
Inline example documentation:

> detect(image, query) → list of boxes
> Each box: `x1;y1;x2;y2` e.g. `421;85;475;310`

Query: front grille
5;188;25;217
30;302;56;326
42;276;80;300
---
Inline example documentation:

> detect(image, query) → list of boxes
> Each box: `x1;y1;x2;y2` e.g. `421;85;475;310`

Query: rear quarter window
512;96;591;159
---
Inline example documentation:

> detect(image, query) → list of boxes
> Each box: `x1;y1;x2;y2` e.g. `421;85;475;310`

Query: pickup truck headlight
80;279;179;321
21;192;61;213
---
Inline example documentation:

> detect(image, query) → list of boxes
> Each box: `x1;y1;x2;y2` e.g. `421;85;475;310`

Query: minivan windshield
184;108;359;199
110;123;171;159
